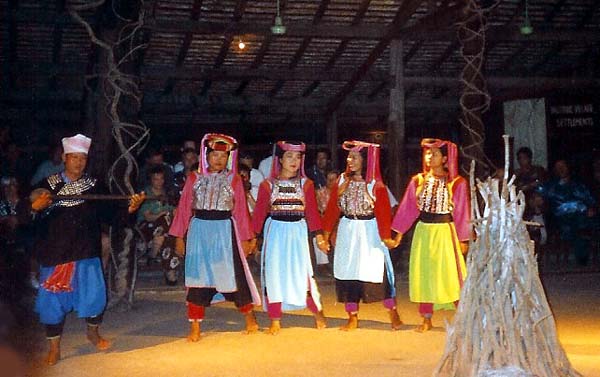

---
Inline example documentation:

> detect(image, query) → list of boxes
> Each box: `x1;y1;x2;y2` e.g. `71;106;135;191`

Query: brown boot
243;311;259;334
313;310;327;330
265;319;281;335
415;317;433;333
340;313;358;331
187;321;201;342
86;325;111;350
388;309;403;331
45;337;61;366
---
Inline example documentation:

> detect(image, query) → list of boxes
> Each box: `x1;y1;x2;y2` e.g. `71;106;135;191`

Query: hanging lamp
271;0;286;35
520;0;533;35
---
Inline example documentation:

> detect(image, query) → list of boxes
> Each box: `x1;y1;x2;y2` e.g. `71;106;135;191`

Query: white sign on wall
503;98;548;169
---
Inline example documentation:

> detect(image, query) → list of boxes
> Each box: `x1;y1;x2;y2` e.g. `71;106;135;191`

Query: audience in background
30;144;64;186
539;159;596;266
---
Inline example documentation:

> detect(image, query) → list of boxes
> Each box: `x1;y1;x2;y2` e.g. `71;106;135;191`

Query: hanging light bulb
238;38;246;50
520;0;533;35
271;0;286;35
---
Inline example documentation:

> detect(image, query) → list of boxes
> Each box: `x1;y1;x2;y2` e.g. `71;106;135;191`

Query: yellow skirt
409;221;466;307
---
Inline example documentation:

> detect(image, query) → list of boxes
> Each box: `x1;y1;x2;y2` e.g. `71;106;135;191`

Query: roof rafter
325;0;449;119
162;0;203;95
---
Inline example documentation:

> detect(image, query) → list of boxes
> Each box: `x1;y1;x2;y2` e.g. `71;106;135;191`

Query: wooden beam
428;41;459;72
7;7;600;43
313;0;331;24
5;74;600;107
403;41;422;65
353;0;372;25
325;0;430;118
163;0;203;95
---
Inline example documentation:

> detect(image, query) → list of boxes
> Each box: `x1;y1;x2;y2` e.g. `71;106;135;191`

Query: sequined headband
276;141;306;152
342;140;379;152
205;136;238;152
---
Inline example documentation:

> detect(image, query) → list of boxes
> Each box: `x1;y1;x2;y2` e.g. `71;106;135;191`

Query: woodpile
434;136;580;377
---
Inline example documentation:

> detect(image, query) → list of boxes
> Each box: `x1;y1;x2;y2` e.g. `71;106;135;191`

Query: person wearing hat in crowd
322;140;403;331
390;138;470;332
29;134;146;365
169;133;260;342
252;141;329;335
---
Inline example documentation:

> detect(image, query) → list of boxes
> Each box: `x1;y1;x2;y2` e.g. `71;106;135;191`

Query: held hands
30;188;52;212
175;237;186;256
242;238;258;257
460;241;469;255
128;192;146;213
383;233;403;249
315;234;330;253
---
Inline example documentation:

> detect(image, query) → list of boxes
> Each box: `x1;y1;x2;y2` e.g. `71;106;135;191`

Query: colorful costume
169;134;260;323
322;141;400;327
32;135;114;341
252;141;324;321
392;139;470;318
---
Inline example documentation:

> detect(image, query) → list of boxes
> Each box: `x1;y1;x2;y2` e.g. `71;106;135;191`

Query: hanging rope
70;0;150;309
456;0;502;175
69;0;150;195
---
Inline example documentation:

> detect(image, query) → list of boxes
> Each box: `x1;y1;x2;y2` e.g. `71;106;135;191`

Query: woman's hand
175;237;186;256
242;238;258;257
315;234;330;253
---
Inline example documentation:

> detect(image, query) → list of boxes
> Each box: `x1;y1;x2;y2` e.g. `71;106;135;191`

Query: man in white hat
30;134;145;366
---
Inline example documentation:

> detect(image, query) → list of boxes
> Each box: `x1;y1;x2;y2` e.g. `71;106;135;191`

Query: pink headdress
199;133;239;176
342;140;382;182
62;134;91;155
269;141;307;180
420;138;459;180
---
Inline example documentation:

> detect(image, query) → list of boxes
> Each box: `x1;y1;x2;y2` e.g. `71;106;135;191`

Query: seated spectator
0;177;31;252
173;140;197;174
30;144;64;186
239;151;264;203
0;177;35;292
539;159;596;266
515;147;547;198
173;147;198;196
136;167;180;285
138;147;174;191
1;143;31;187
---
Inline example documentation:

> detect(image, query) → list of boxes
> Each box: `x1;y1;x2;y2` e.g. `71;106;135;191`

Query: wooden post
327;112;338;170
387;39;407;199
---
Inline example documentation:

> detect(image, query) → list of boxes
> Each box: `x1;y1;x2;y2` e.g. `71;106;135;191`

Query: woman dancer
169;133;260;341
322;140;402;331
252;141;328;335
390;138;470;332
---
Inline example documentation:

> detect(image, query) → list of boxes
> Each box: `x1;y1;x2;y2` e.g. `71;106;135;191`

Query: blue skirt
185;217;237;292
261;218;322;312
36;257;106;325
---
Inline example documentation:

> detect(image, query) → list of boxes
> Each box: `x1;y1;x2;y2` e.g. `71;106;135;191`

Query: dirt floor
26;272;600;377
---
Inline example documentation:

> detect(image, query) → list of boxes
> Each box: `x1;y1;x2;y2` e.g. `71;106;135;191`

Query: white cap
62;134;92;155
